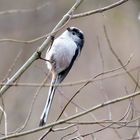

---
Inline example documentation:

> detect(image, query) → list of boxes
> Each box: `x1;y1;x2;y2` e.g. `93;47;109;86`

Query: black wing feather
58;48;80;83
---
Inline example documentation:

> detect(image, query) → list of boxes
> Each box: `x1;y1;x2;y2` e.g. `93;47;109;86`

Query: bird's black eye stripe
72;29;84;40
78;32;84;40
72;31;76;35
67;27;84;40
72;28;79;33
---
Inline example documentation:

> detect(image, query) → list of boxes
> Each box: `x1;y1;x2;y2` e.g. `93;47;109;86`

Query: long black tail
39;54;77;126
39;75;58;126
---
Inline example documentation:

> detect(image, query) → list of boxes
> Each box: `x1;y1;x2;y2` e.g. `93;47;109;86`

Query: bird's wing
58;47;80;83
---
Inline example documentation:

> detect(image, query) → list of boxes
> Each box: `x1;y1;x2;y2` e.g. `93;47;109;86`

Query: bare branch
0;0;130;45
103;25;140;89
0;2;49;16
1;87;140;140
13;73;50;133
56;55;133;120
72;0;130;19
0;0;84;96
1;49;23;83
0;106;7;136
0;16;71;45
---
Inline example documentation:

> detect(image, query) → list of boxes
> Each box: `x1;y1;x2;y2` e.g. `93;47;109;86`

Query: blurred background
0;0;140;139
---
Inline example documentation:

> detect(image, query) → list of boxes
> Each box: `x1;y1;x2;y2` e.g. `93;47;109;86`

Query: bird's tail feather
39;75;58;126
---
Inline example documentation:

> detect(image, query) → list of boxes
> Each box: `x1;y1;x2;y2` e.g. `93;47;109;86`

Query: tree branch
72;0;130;19
0;0;84;96
1;89;140;140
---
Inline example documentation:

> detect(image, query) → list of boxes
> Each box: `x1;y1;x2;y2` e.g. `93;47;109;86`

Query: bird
39;27;84;126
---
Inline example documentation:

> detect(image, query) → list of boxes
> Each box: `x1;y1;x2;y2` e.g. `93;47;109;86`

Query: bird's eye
72;32;76;35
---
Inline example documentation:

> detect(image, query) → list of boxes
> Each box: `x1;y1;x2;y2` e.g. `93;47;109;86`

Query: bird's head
66;27;84;43
60;27;84;49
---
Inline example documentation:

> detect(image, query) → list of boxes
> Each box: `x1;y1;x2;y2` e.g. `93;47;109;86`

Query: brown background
0;0;140;139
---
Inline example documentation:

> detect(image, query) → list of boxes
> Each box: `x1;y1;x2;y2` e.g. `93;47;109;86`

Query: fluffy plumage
39;27;84;126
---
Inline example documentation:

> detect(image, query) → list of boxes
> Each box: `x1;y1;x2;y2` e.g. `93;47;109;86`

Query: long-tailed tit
39;27;84;126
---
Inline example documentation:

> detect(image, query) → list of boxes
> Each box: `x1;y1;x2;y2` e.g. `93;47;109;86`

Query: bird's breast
45;38;77;74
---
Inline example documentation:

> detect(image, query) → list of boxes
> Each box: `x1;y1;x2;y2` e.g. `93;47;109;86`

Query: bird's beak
67;27;71;32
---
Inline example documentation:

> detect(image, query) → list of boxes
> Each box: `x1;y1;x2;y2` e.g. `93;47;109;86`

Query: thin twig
70;123;115;139
97;35;112;120
52;124;76;132
1;49;23;83
39;58;132;138
1;89;140;139
13;72;50;133
0;15;71;44
57;55;133;121
0;0;130;44
72;0;130;19
0;106;7;136
0;62;138;88
60;129;78;140
0;2;49;15
0;0;84;96
103;25;139;89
